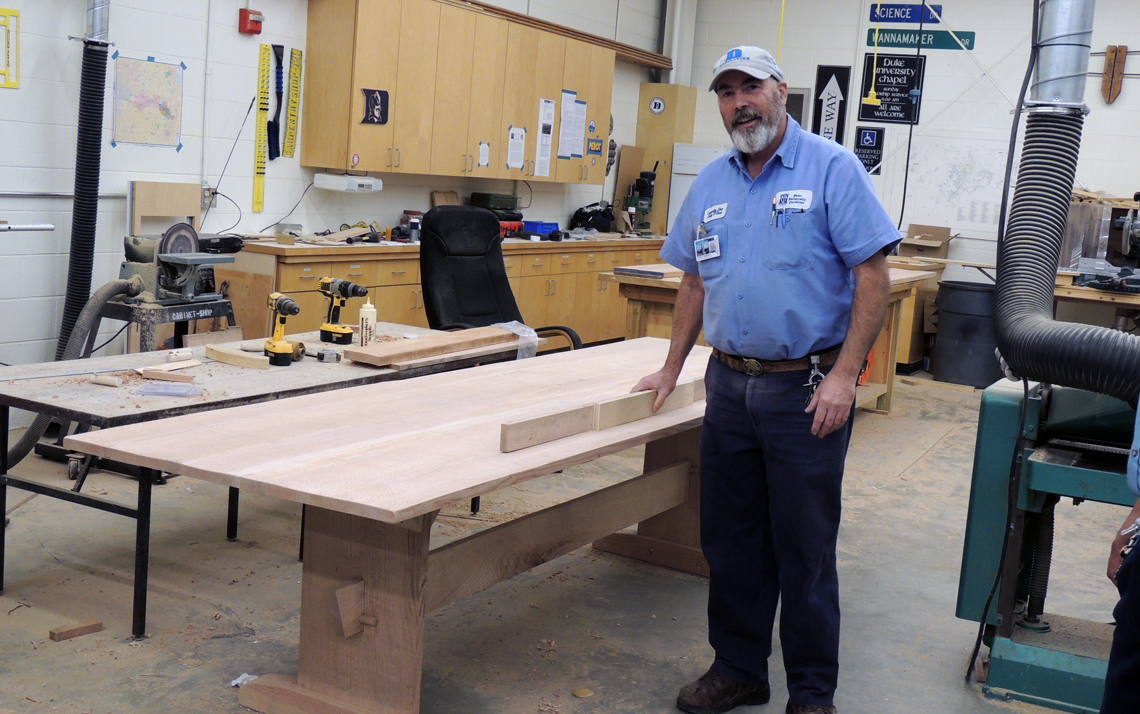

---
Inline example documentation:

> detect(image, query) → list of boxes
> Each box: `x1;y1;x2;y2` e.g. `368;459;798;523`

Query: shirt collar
727;115;802;175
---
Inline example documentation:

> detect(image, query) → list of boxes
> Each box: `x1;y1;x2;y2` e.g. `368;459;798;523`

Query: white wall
690;0;1140;283
0;0;660;371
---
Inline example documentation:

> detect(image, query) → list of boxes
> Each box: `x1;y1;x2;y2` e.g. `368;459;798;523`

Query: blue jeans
1103;545;1140;713
701;355;853;707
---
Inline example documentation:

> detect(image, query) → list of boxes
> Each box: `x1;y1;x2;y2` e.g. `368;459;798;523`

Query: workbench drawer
520;254;552;276
603;250;627;269
329;260;378;286
377;259;419;286
579;252;604;273
550;252;582;275
627;250;649;266
501;254;521;278
278;262;330;292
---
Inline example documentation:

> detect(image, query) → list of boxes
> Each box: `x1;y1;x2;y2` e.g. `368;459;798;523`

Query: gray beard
730;111;782;155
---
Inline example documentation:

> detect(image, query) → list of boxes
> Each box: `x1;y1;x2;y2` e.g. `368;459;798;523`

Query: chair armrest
534;325;583;350
437;323;478;331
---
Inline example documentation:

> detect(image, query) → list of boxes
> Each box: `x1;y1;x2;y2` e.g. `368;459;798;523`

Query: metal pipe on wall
85;0;110;41
1030;0;1096;108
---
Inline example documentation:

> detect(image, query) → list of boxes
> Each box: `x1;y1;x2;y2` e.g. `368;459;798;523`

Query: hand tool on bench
264;292;301;366
317;277;368;345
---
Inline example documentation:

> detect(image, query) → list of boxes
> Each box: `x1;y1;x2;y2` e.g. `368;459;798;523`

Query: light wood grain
343;0;401;172
500;404;595;452
424;460;690;612
388;339;544;371
344;326;515;367
181;327;244;348
391;0;441;175
206;344;270;370
466;13;509;178
594;379;698;430
239;674;373;714
334;580;365;638
65;339;712;523
498;22;539;180
584;45;615;185
140;369;195;383
592;528;708;576
556;38;593;183
49;619;104;642
130;181;201;235
430;4;477;177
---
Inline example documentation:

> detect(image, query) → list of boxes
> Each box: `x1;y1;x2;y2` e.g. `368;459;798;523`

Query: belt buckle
743;358;763;376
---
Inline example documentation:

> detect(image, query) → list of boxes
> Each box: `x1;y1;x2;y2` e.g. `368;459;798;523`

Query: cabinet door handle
468;154;474;172
396;148;401;167
299;275;317;280
391;270;406;275
587;260;597;264
411;290;417;309
461;153;467;172
388;148;393;168
551;278;556;296
348;273;364;277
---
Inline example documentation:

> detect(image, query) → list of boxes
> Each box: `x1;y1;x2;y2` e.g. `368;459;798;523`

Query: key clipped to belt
804;355;825;405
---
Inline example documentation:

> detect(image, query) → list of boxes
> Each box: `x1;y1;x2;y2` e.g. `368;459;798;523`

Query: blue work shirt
661;117;900;360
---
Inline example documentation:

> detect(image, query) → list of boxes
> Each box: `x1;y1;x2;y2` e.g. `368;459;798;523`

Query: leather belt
712;346;842;377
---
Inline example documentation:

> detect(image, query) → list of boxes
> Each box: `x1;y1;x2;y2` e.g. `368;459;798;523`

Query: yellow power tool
265;292;301;366
318;277;369;344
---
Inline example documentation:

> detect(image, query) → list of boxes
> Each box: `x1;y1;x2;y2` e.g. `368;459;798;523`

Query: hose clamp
1023;100;1090;116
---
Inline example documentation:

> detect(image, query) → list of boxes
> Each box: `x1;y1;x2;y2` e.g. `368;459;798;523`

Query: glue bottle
359;299;376;347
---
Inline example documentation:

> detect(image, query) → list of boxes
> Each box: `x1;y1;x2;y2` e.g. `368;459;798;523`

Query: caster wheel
67;458;80;480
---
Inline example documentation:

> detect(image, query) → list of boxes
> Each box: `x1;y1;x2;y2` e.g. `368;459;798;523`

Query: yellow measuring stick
0;8;19;89
253;43;270;213
283;48;302;158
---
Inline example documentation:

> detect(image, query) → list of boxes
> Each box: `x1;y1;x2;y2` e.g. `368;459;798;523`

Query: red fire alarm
239;8;264;34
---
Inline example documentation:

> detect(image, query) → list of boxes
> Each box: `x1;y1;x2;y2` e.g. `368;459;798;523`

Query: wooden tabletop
241;235;664;258
601;267;936;295
0;323;444;427
65;338;711;524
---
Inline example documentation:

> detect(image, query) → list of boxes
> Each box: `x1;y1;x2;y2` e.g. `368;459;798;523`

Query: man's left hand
805;372;856;438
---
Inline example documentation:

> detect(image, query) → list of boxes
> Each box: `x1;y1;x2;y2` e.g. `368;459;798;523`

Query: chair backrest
419;206;525;329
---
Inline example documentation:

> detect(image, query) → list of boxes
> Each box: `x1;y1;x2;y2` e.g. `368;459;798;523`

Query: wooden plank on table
500;404;596;452
344;326;515;367
594;379;699;431
133;359;200;374
206;344;270;370
49;619;104;642
387;340;543;371
424;461;690;612
181;327;244;348
140;369;195;383
613;263;683;279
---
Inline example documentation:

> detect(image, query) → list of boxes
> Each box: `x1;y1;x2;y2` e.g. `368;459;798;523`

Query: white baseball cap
709;46;784;91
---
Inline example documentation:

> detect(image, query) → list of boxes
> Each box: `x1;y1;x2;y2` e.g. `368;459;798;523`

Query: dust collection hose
6;277;143;469
56;39;110;361
994;112;1140;404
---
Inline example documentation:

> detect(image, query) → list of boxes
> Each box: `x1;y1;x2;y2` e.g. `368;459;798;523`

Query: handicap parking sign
861;130;876;146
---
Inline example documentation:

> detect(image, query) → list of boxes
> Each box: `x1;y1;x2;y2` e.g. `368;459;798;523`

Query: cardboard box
899;224;954;259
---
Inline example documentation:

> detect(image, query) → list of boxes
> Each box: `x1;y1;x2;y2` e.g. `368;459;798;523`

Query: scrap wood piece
1102;45;1127;104
594;379;699;431
181;327;244;349
389;338;545;371
49;619;104;642
333;580;365;638
500;378;705;452
344;326;516;368
613;263;683;279
899;377;976;393
135;359;201;374
206;344;270;370
140;369;195;383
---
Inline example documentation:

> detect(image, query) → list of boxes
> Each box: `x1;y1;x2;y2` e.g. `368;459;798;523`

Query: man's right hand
631;368;679;414
1109;499;1140;585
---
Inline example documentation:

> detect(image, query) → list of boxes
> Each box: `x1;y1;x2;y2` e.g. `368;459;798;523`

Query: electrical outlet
201;185;216;211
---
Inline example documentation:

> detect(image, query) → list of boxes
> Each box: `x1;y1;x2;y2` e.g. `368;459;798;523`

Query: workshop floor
0;376;1127;714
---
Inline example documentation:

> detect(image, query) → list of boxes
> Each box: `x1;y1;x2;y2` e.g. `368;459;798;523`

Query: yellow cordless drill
318;277;369;344
264;292;301;366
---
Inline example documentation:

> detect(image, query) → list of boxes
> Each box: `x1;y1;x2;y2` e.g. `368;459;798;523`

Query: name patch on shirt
695;235;721;261
703;203;728;223
774;190;813;211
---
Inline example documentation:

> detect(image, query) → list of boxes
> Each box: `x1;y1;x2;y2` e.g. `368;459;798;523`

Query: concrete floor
0;376;1128;714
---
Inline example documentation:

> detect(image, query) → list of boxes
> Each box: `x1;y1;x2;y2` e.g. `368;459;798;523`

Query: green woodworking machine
957;382;1137;712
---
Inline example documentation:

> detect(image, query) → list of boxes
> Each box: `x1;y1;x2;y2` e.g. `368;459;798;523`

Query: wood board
613;263;683;279
65;339;712;523
206;344;270;370
344;326;516;367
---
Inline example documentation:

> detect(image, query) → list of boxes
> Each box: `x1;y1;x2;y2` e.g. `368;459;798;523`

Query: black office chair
419;205;582;349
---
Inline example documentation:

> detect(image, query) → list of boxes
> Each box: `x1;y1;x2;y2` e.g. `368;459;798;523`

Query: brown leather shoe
676;668;771;714
785;702;837;714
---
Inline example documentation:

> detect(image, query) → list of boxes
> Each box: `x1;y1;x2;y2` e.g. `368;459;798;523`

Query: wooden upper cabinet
529;33;566;183
429;4;477;177
498;23;539;181
555;39;593;184
300;0;369;170
584;45;616;185
344;0;402;172
390;0;441;174
466;14;508;179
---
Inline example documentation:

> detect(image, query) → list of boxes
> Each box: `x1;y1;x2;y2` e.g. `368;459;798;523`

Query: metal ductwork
992;0;1140;404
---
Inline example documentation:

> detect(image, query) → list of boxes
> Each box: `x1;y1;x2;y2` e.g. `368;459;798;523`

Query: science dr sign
858;53;926;125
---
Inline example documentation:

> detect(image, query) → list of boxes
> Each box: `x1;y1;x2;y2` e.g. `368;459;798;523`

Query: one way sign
811;65;850;145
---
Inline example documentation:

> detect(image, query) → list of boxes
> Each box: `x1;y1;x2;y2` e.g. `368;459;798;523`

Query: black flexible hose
1025;498;1057;622
56;40;109;361
994;112;1140;405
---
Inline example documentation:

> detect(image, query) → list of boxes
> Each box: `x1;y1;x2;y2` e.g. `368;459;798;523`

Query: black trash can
931;281;1004;389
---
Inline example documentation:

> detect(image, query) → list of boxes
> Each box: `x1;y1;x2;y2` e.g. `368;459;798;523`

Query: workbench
599;268;934;413
65;338;709;714
0;322;528;639
219;236;665;345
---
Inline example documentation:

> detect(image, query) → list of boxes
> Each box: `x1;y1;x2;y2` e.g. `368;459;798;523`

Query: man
1102;496;1140;713
633;47;899;714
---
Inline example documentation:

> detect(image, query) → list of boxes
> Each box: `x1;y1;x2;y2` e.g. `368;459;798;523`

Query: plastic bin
523;220;558;234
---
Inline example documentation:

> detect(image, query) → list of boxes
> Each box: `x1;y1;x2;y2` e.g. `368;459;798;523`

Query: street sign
870;4;942;23
811;66;850;145
858;53;925;125
853;126;885;175
867;28;975;50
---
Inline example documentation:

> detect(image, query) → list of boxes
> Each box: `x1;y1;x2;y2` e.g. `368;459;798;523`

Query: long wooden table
0;322;530;639
65;338;710;714
600;268;934;413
